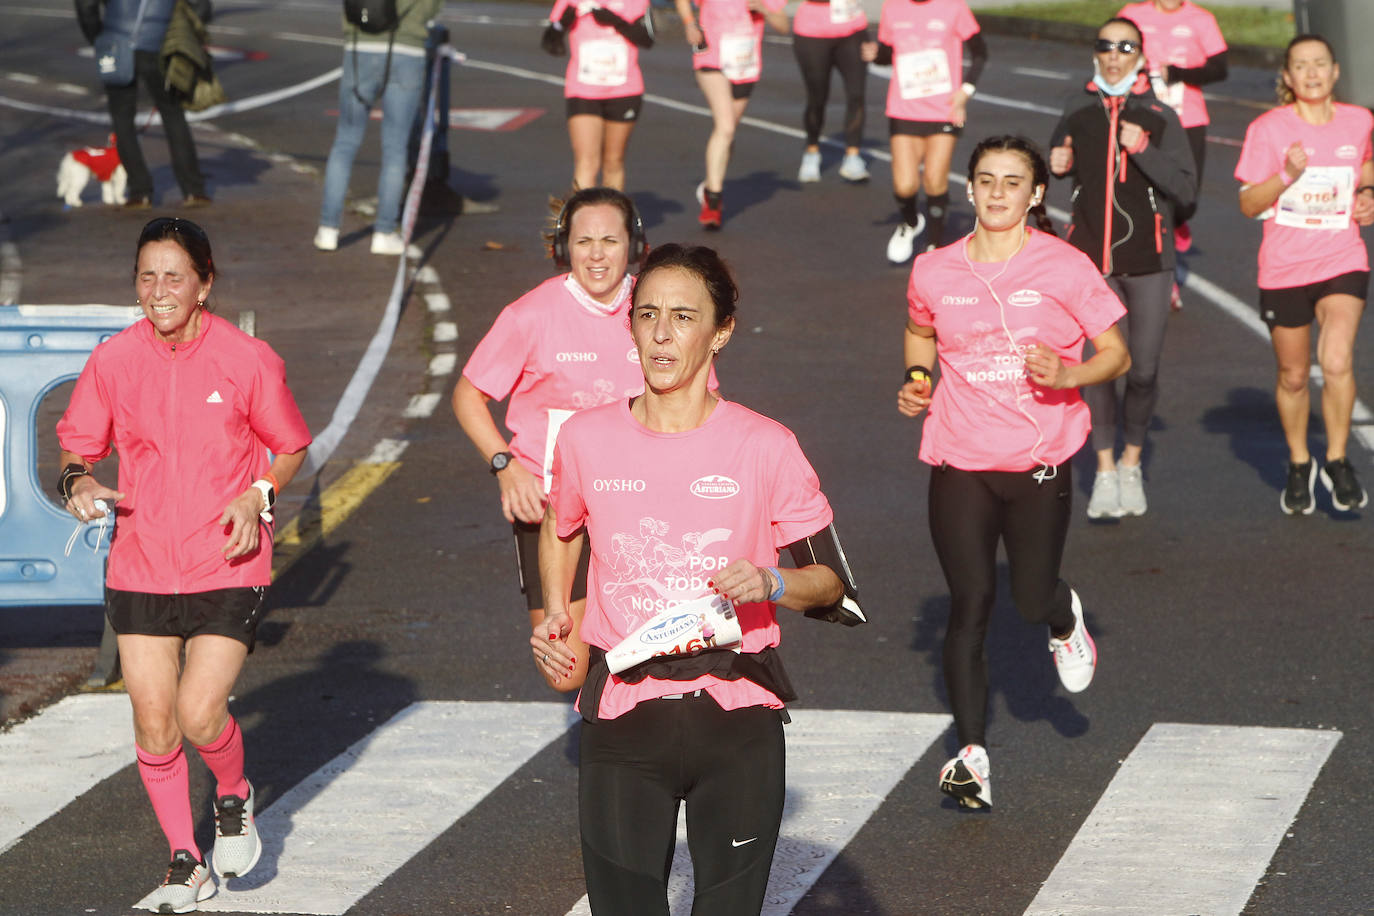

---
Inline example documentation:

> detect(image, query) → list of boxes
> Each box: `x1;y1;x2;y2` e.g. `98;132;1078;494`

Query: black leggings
792;30;867;149
579;694;785;916
928;463;1076;748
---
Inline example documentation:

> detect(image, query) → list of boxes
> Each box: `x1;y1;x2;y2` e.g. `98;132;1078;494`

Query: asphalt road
0;1;1370;914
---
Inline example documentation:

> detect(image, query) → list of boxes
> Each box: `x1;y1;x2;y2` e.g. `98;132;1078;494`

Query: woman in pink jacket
57;217;311;913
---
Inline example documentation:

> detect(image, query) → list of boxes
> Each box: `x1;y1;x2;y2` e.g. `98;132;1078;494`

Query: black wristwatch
489;451;514;474
57;462;90;503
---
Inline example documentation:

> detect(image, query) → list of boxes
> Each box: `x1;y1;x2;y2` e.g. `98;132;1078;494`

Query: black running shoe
1321;458;1368;511
1281;460;1316;515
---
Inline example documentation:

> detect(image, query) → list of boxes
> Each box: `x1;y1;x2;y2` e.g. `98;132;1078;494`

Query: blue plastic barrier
0;304;141;607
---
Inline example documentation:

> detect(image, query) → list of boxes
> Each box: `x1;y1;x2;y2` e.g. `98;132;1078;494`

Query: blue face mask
1093;59;1142;96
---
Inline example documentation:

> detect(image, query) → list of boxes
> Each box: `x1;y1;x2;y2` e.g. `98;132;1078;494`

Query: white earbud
1031;191;1043;207
966;185;975;203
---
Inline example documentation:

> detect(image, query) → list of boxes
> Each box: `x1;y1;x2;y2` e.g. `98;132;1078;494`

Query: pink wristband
1279;169;1295;187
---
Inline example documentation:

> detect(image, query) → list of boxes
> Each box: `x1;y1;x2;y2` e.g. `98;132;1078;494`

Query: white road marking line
564;710;952;916
363;437;409;464
402;392;441;418
433;320;457;342
1012;66;1070;80
414;266;440;284
428;352;457;376
424;291;450;312
1024;723;1341;916
5;73;39;84
198;701;578;914
0;694;131;855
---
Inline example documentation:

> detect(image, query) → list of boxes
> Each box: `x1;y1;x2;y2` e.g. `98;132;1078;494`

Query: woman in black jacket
1049;15;1196;520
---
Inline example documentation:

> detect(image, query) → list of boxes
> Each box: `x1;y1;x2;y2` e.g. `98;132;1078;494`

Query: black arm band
873;42;893;67
614;15;654;49
905;365;932;386
785;524;866;627
57;462;89;502
1166;51;1227;88
963;33;988;85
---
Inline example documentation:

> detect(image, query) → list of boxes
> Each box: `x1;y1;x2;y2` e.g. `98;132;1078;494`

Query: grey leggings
1083;270;1174;452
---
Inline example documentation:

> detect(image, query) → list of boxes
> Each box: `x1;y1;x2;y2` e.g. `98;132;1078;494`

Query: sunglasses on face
1095;38;1140;54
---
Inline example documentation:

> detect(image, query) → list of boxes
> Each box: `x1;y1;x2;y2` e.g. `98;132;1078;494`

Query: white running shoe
1049;589;1096;693
313;226;338;251
1117;463;1147;516
212;782;262;879
370;231;420;257
939;744;992;809
136;849;215;913
886;214;925;264
1086;470;1123;519
838;151;870;182
798;150;821;183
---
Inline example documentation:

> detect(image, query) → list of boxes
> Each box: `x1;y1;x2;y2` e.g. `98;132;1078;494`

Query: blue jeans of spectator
319;49;426;235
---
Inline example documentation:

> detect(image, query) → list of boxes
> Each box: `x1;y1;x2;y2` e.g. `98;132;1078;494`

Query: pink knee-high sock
193;716;249;800
135;744;199;860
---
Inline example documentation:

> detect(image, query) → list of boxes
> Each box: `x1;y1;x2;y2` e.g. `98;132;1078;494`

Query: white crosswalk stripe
0;697;1342;915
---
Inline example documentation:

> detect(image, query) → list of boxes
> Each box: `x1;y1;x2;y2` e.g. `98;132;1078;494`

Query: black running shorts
695;69;755;100
106;586;266;651
1259;270;1369;329
566;94;644;123
889;117;961;138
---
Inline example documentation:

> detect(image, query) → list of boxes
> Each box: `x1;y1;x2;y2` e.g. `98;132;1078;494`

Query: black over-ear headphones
552;189;648;270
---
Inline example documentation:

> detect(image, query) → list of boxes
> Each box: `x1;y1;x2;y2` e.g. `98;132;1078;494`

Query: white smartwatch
961;82;977;98
251;479;275;522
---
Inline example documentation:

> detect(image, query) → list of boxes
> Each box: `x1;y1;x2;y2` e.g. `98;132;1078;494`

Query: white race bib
542;408;575;494
830;0;858;24
1276;165;1355;230
896;48;952;101
719;32;759;82
577;38;629;87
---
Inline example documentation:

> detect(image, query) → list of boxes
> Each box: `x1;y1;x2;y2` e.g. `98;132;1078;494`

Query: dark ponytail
966;135;1057;237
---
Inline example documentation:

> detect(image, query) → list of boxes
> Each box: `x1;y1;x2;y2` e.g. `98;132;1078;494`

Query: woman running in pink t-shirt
792;0;874;184
452;188;649;690
541;0;655;189
675;0;790;228
1235;34;1374;514
538;244;855;914
899;136;1129;809
863;0;988;263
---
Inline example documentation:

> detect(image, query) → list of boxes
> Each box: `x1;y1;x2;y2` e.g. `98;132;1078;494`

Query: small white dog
56;135;128;207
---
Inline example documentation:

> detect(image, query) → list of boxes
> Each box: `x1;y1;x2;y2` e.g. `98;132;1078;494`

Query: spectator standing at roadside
74;0;212;210
314;0;444;256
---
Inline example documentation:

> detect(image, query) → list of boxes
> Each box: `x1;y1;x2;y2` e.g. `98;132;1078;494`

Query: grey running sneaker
1117;463;1147;516
1281;460;1316;515
1087;470;1122;519
939;744;991;809
1320;458;1368;511
137;849;214;913
797;149;821;183
838;151;870;182
1048;589;1096;693
886;214;924;264
212;782;262;879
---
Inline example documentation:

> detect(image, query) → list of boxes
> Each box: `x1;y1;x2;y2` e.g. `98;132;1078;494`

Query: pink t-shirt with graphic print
550;0;650;99
877;0;979;123
792;0;866;41
551;398;833;721
690;0;787;84
1118;1;1227;128
1235;103;1373;290
462;274;645;486
907;230;1126;472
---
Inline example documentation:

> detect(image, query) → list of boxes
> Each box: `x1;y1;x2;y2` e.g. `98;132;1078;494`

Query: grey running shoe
838;151;870;182
1320;458;1368;511
1117;463;1147;516
797;149;821;183
939;744;991;809
136;850;214;913
1281;460;1316;515
1087;470;1122;519
212;782;262;879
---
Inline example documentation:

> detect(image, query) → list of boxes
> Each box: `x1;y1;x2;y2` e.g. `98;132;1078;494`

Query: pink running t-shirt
1235;103;1373;290
462;275;645;487
691;0;787;83
877;0;979;123
551;398;833;721
792;0;867;40
907;230;1126;471
1118;1;1226;128
551;0;650;98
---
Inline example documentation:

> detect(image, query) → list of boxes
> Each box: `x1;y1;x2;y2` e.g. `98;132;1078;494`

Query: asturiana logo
691;475;740;499
643;613;700;644
1008;289;1042;307
1336;144;1359;160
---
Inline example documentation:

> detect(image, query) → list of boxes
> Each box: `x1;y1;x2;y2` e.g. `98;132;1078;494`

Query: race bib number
543;408;575;494
830;0;858;24
577;38;629;87
1159;79;1185;117
719;32;759;82
1276;165;1355;230
896;48;952;101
